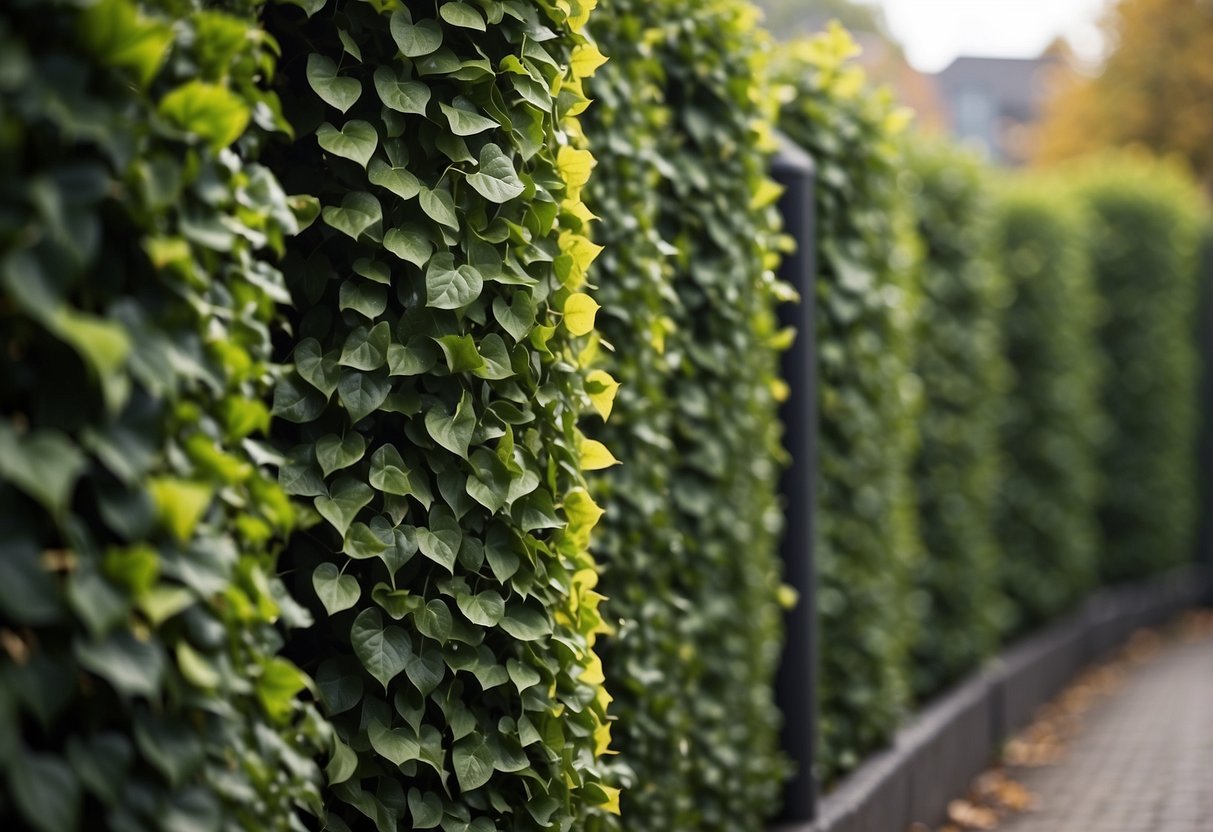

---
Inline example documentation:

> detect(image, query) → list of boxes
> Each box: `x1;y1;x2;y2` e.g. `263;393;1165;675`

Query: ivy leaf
368;159;421;200
373;66;431;115
384;226;433;267
369;721;421;766
322;192;383;241
440;2;486;30
580;437;620;470
314;477;373;538
466;144;525;203
351;608;412;689
424;389;476;458
148;478;212;542
273;373;326;423
457;590;505;627
317;121;378;168
340;322;391;371
74;632;166;698
439;102;499;136
473;333;514;380
0;425;86;518
327;738;358;785
315;432;367;477
390;8;443;57
492;292;537;343
340;279;389;319
316;657;364;715
416;506;461;571
295;338;341;398
415;598;453;643
563;292;600;336
344;520;392;559
426;254;483;309
80;0;173;86
419;185;459;229
499;603;552;641
388;337;440;376
369;444;428;502
306;53;362;113
158;81;250;150
452;735;495;792
408;790;443;829
404;648;445;695
312;563;361;615
437;334;486;374
10;752;81;832
338;369;391;423
585;369;620;420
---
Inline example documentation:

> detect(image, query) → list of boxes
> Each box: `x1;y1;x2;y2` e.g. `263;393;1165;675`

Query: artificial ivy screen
584;1;790;829
0;1;325;829
261;1;618;830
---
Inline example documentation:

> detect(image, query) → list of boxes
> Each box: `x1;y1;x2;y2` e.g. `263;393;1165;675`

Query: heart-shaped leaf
339;279;388;319
337;368;391;423
272;374;325;423
426;253;483;309
315;432;367;477
315;657;364;715
437;334;486;374
306;53;362;113
368;158;421;200
295;338;341;398
439;102;499;137
439;2;486;30
419;186;459;229
322;192;383;241
351;608;411;689
312;563;360;615
317;120;378;168
390;8;443;57
405;648;445;695
424;389;476;458
369;720;421;766
457;590;505;627
384;226;434;268
314;476;373;537
415;598;453;643
339;322;391;371
452;735;495;792
492;291;537;343
416;506;461;571
466;144;524;203
387;337;439;376
373;66;431;114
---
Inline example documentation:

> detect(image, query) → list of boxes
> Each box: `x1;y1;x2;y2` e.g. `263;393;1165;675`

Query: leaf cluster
0;1;326;830
582;2;790;829
259;1;617;830
771;23;923;782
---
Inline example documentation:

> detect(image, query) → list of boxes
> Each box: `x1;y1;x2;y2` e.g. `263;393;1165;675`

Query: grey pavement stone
1000;636;1213;832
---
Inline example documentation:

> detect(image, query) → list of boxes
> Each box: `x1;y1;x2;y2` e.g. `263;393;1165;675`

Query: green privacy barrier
0;1;325;829
902;142;1007;699
772;25;923;781
584;0;789;828
990;180;1103;635
1075;156;1207;584
260;1;617;830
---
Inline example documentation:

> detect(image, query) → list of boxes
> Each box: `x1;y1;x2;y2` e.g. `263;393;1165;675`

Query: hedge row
989;180;1103;635
260;1;617;830
902;141;1007;699
1075;157;1206;584
772;25;924;781
584;2;789;829
0;1;325;830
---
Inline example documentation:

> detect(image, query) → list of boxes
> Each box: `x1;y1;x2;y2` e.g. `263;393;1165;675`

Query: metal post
770;135;819;825
1198;229;1213;602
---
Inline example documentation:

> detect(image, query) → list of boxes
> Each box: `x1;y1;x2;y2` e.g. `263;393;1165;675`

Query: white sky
873;0;1113;72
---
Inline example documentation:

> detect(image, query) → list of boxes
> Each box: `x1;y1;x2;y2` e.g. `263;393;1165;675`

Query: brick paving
999;634;1213;832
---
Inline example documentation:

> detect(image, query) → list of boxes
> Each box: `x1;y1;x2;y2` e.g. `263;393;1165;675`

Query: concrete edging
773;565;1210;832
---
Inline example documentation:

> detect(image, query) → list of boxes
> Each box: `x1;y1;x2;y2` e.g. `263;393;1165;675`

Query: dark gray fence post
770;136;819;825
1199;229;1213;601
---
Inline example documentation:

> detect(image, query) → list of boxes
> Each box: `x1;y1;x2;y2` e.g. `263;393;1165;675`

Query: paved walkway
999;634;1213;832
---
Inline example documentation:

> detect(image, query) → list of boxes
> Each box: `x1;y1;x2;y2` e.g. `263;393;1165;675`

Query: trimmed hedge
0;1;325;830
772;25;923;781
1076;157;1205;582
584;1;789;829
261;1;617;830
901;142;1007;699
989;181;1103;634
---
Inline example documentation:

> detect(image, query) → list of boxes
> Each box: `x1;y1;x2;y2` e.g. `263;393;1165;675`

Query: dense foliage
772;25;923;781
584;1;789;829
1075;157;1205;583
901;143;1006;699
259;1;619;830
989;182;1103;633
0;1;326;829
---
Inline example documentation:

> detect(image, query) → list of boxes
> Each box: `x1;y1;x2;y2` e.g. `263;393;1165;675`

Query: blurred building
933;51;1065;166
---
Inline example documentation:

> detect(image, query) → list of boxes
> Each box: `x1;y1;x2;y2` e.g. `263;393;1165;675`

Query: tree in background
1035;0;1213;188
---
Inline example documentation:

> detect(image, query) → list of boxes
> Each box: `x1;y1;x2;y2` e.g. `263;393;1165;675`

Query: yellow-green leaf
563;292;599;336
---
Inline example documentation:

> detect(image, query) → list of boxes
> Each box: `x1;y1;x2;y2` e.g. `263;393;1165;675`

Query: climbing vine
261;1;617;829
